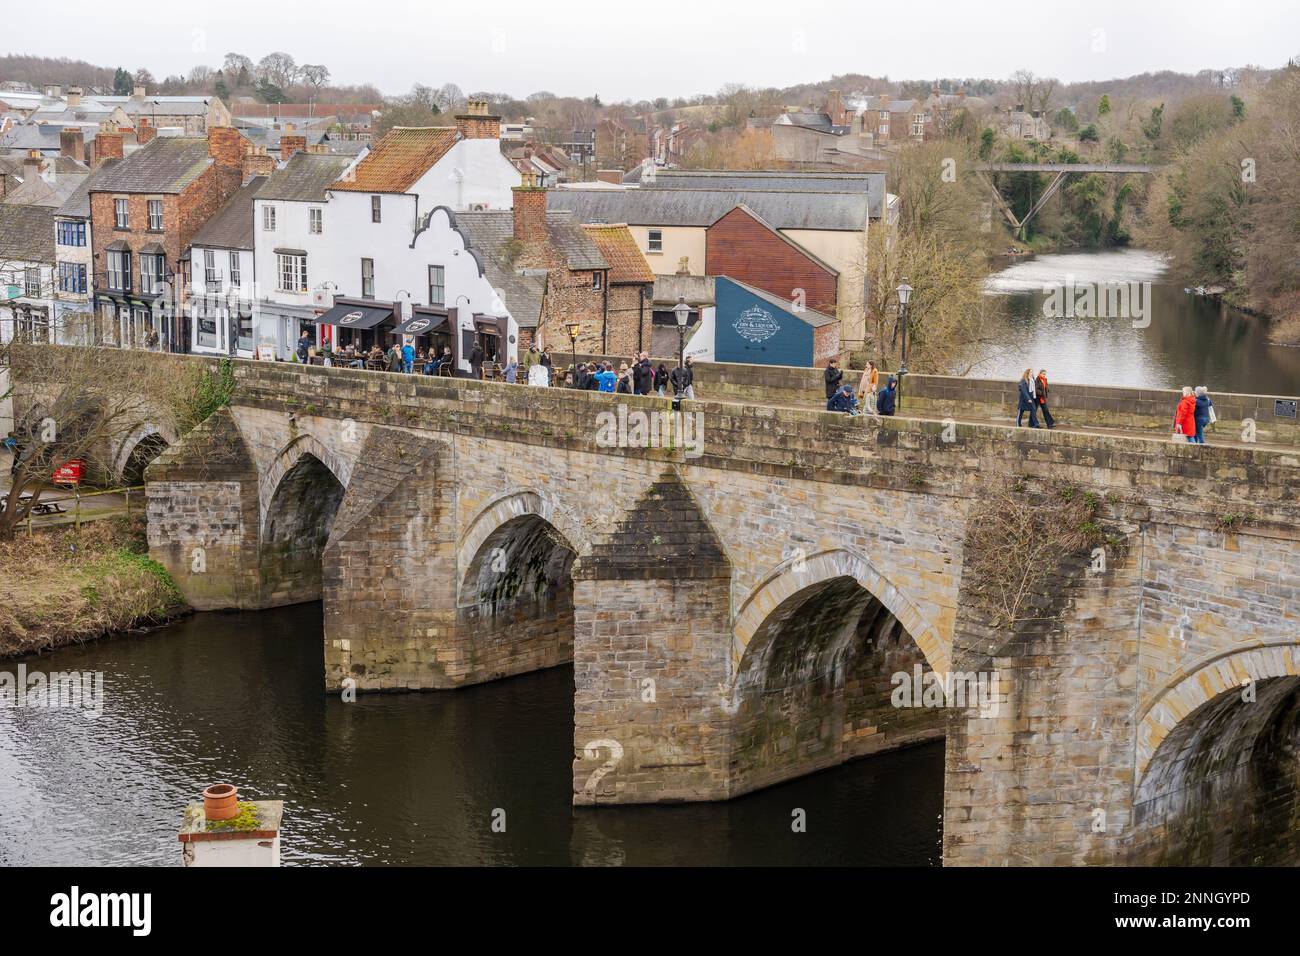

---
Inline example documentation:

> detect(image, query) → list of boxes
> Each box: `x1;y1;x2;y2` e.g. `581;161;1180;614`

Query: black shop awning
316;303;393;329
392;313;449;336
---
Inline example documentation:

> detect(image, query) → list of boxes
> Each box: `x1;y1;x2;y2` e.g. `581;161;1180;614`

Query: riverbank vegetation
0;514;186;659
1138;64;1300;345
855;139;1003;374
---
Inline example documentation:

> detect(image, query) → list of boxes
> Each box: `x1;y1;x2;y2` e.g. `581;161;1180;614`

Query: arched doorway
260;452;346;605
731;559;950;797
457;512;578;682
1132;653;1300;865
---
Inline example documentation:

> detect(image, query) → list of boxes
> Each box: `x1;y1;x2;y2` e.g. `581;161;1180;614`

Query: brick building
705;204;840;316
89;127;246;350
453;182;652;355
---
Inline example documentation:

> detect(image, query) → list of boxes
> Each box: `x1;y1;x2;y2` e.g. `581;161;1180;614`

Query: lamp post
565;320;580;381
673;295;691;369
896;280;913;412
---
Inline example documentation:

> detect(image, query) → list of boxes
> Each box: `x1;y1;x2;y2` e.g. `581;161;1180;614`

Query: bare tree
299;64;331;92
257;52;299;89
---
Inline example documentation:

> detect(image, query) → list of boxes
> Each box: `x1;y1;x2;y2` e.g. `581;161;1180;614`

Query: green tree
113;67;133;95
1141;104;1164;142
1053;108;1078;132
978;127;995;159
1098;95;1111;116
1078;124;1099;142
255;79;288;104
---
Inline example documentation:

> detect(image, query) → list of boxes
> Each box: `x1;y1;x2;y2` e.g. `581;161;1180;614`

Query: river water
973;248;1299;396
0;604;944;866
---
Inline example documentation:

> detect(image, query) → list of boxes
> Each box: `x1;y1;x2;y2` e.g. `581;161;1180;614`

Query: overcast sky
11;0;1299;100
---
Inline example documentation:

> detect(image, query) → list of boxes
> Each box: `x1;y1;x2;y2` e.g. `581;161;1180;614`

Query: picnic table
0;493;65;516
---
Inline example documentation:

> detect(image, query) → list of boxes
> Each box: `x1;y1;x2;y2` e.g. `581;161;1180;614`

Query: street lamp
565;320;581;380
673;296;691;369
896;280;913;412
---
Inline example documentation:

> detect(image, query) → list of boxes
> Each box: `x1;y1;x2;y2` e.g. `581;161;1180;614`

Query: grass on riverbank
0;515;187;659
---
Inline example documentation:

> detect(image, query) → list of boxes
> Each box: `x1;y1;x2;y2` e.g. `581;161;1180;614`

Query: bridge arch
456;489;588;601
726;547;951;795
258;434;351;534
112;423;175;485
1132;643;1300;864
258;435;349;605
733;548;949;677
454;490;583;680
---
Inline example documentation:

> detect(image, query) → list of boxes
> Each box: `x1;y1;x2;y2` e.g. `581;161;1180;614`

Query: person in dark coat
296;330;312;363
824;357;843;400
469;339;484;379
827;384;858;415
655;363;670;397
632;352;653;395
876;377;897;416
385;342;403;373
670;363;689;396
1017;369;1040;428
683;357;695;399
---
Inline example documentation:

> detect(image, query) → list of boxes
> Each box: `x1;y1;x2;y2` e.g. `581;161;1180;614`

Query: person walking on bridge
1035;369;1056;429
1173;386;1197;442
1017;369;1040;428
859;361;879;414
876;376;897;416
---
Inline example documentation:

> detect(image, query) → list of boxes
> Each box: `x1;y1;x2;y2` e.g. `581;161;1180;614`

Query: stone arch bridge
24;354;1299;866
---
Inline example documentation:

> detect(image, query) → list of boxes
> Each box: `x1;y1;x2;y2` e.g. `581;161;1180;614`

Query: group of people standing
563;353;697;398
1016;368;1056;429
824;358;898;417
1174;385;1216;444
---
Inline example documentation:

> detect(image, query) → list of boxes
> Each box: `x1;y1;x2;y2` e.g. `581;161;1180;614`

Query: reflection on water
972;249;1299;396
0;604;943;866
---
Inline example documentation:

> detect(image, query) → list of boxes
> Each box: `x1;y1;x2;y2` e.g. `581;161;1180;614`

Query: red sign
52;459;85;486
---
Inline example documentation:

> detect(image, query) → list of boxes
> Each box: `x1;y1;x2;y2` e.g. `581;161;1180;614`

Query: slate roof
451;208;607;328
257;152;353;202
331;127;458;193
97;96;214;116
451;209;546;328
0;202;55;263
90;137;213;194
239;126;328;152
581;223;655;284
190;176;267;250
1;123;98;151
778;111;834;131
548;186;875;230
2;170;88;207
54;158;120;219
651;169;885;211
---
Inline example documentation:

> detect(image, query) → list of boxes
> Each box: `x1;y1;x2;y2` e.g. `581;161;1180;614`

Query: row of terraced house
4;97;894;371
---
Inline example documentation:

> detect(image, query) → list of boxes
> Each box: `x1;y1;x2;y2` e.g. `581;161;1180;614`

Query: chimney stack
827;89;843;125
456;99;502;140
66;87;82;109
596;169;623;184
132;84;146;100
136;117;156;146
512;172;547;244
92;121;125;167
23;150;44;183
60;127;85;162
242;146;275;184
279;133;307;160
207;126;245;168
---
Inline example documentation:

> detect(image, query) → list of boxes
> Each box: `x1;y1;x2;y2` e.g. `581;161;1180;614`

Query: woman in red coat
1174;386;1197;442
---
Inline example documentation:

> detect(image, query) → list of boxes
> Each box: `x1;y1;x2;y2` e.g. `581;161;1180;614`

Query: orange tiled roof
331;126;458;193
581;223;655;284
